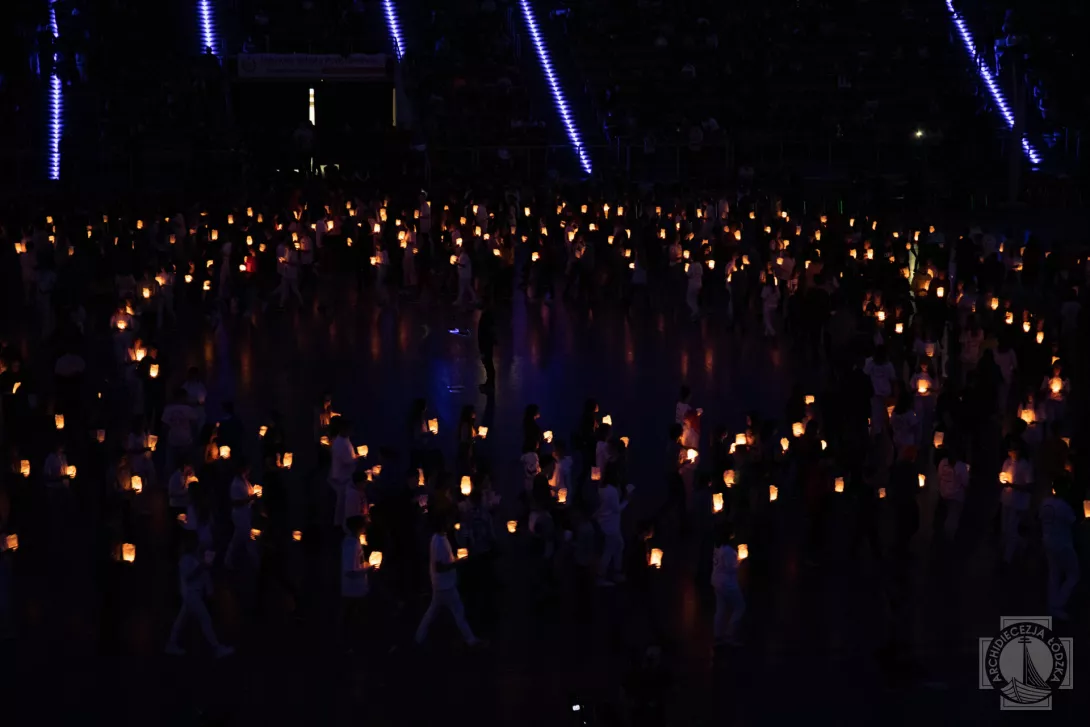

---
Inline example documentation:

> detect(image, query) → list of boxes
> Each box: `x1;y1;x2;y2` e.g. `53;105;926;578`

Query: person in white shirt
863;346;896;434
675;386;692;425
162;388;198;474
224;461;256;570
999;444;1033;564
272;241;303;308
414;513;481;646
182;367;208;432
711;523;744;647
456;249;476;307
935;449;969;540
595;479;628;585
1039;479;1078;619
685;259;703;320
165;529;233;658
43;442;70;489
329;417;359;528
168;460;196;512
340;516;374;649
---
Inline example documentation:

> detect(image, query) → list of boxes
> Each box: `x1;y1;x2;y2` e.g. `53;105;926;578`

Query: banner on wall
237;54;388;81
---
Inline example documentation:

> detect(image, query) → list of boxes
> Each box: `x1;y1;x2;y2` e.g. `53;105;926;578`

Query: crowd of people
0;172;1086;696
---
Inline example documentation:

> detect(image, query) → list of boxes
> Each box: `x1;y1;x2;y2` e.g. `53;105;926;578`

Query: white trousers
415;587;477;645
713;584;745;643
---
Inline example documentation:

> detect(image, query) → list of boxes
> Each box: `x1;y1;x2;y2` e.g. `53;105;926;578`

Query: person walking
711;522;744;648
165;530;234;657
414;513;482;647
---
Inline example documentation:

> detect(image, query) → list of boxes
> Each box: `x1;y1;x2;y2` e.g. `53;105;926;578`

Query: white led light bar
945;0;1041;166
517;0;592;175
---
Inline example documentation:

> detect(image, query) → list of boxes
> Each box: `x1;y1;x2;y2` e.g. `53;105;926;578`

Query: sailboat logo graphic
980;617;1072;711
999;636;1053;704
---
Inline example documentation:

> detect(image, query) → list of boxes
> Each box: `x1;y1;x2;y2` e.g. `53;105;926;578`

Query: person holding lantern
165;529;233;658
329;417;359;530
414;512;482;647
710;522;744;649
224;460;257;570
999;442;1033;565
1039;477;1079;620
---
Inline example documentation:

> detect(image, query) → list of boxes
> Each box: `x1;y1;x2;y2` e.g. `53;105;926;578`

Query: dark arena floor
0;255;1087;726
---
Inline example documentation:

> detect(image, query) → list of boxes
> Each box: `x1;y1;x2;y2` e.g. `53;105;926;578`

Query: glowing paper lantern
1083;501;1090;519
5;534;19;552
791;422;804;438
917;379;930;395
557;488;568;504
780;437;790;453
428;418;439;435
918;474;926;488
685;448;698;463
281;452;293;469
259;425;268;438
477;426;489;440
712;493;724;512
648;548;663;568
20;461;30;477
506;520;517;534
591;467;601;481
723;470;735;487
737;544;748;560
356;445;368;458
933;431;944;448
601;414;612;426
456;548;468;560
769;485;778;502
252;485;263;498
879;488;886;499
895;323;904;334
804;395;815;406
130;475;143;493
368;551;383;569
1036;331;1045;344
121;543;136;562
460;476;472;496
292;530;303;542
218;445;231;459
96;429;106;443
250;528;261;540
149;364;160;378
835;477;845;493
734;434;747;447
55;414;65;430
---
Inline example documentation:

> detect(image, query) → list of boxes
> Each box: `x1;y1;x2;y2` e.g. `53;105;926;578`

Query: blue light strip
382;0;404;61
198;0;219;57
516;0;592;175
945;0;1041;166
48;2;62;180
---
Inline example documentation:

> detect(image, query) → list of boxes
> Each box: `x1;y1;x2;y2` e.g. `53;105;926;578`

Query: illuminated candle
506;520;517;534
219;445;231;459
769;485;779;502
879;488;886;499
834;477;844;493
20;460;30;477
356;445;368;458
601;414;612;426
281;452;293;469
918;474;926;488
121;543;136;562
250;528;261;541
368;551;383;569
685;448;698;463
723;470;735;487
791;422;804;438
804;395;815;406
543;430;553;444
54;414;65;430
460;476;472;496
293;530;303;542
933;431;944;448
457;548;468;560
259;425;268;438
252;484;263;498
557;488;568;504
428;418;439;435
1036;331;1044;344
737;544;748;560
66;465;77;479
648;548;663;568
712;493;724;512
